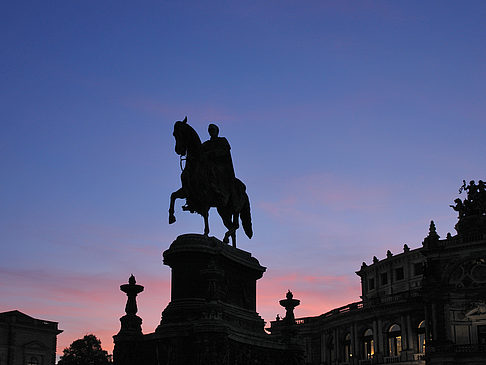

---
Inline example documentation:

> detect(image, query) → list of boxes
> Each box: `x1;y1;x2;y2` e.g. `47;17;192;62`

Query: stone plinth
157;234;266;333
113;234;303;365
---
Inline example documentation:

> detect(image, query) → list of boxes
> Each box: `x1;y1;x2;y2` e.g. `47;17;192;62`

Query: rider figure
202;124;235;206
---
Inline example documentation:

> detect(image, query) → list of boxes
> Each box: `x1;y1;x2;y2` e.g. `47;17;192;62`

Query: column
334;328;339;363
407;314;414;353
321;332;326;364
352;322;358;364
400;315;408;350
377;319;384;355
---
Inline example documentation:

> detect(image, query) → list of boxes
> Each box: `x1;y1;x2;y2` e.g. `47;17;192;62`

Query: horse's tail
240;191;253;239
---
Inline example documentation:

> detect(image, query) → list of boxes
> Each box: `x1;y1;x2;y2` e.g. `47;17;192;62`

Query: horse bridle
180;155;186;171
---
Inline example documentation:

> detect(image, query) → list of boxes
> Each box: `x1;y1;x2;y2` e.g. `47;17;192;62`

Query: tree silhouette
58;334;112;365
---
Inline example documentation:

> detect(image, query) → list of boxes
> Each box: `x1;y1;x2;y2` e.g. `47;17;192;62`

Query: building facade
0;311;62;365
270;182;486;365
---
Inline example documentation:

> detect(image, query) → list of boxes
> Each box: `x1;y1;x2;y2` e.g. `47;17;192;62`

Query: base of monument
113;234;303;365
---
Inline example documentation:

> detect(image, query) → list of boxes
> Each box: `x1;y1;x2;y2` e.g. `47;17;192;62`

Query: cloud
256;269;361;325
0;267;170;354
259;172;391;219
123;96;236;124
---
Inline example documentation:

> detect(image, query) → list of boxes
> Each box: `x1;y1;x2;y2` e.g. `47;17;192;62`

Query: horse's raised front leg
169;188;185;224
203;210;210;236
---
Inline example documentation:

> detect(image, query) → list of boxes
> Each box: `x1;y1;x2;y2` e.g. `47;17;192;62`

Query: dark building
270;184;486;365
0;310;62;365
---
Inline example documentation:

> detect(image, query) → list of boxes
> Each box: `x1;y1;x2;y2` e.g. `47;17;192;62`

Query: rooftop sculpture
168;117;253;247
450;179;486;234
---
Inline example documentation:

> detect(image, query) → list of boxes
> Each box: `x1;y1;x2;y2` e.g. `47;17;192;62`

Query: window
417;321;426;353
395;267;404;281
388;324;402;356
369;278;375;290
414;263;424;276
363;329;374;359
27;357;39;365
381;272;388;285
478;325;486;345
344;333;352;362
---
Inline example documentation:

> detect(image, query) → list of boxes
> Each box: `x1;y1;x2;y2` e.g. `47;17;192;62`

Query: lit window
388;324;402;356
344;333;352;361
363;329;374;359
417;321;425;353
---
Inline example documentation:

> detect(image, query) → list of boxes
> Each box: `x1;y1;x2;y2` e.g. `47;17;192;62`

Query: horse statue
168;117;253;247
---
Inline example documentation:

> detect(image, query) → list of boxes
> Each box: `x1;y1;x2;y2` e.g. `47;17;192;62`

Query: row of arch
326;321;425;362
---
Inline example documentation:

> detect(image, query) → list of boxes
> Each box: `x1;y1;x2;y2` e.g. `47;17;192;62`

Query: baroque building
0;310;62;365
270;181;486;365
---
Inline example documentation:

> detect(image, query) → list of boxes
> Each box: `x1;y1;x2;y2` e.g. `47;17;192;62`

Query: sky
1;0;486;356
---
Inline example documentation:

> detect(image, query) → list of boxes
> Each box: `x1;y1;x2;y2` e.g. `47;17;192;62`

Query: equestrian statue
168;117;253;247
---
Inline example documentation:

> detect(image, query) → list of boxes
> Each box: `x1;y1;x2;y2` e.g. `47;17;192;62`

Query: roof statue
451;179;486;234
168;117;253;247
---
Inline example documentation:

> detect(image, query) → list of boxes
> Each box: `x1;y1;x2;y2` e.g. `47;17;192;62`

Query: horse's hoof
223;236;229;244
169;215;176;224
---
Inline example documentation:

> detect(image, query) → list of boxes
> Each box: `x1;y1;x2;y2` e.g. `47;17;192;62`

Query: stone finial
361;262;367;268
279;290;300;325
386;250;393;258
447;232;452;239
403;244;410;252
428;220;440;239
373;256;379;264
118;275;144;336
128;274;136;285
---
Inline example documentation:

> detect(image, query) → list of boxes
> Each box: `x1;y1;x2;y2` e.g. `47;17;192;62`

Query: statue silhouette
168;117;253;247
201;123;236;207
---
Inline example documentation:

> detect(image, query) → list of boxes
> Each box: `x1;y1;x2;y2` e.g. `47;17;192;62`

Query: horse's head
173;116;201;157
173;117;188;156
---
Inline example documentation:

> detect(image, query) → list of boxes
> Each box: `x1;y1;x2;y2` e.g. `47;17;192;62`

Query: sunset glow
2;0;486;355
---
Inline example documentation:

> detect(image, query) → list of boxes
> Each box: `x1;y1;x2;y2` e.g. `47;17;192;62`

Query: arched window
388;324;402;356
27;357;39;365
363;329;374;359
417;321;426;353
344;333;352;362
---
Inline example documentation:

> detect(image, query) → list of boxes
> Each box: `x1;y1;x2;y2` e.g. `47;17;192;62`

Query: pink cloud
256;269;361;326
0;267;170;354
1;263;364;355
123;96;236;124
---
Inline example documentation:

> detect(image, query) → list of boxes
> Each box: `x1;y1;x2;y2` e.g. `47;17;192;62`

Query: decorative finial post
279;290;300;324
118;274;144;335
428;220;439;239
423;220;440;249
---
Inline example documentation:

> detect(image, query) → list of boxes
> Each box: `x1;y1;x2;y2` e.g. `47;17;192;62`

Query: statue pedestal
113;234;303;365
157;234;266;333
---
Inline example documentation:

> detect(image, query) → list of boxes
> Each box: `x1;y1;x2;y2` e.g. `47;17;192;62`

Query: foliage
58;334;112;365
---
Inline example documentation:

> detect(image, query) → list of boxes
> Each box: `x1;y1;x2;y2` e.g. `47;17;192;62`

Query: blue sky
1;0;485;354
